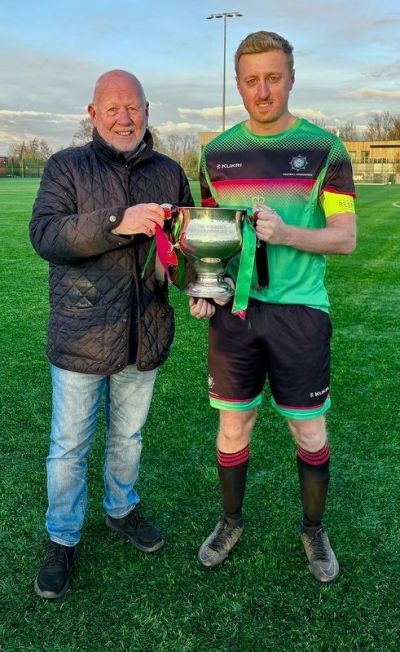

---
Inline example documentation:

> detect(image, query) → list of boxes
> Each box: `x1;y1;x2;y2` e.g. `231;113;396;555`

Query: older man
30;69;193;598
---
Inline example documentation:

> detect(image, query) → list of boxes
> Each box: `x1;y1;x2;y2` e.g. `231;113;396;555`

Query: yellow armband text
321;191;355;217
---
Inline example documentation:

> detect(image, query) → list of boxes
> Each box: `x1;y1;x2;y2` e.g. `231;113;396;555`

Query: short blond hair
235;31;294;74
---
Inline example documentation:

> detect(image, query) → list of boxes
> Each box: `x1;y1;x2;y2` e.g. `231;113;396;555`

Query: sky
0;0;399;154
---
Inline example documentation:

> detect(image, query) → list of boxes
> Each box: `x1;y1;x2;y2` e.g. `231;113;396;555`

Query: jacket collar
92;128;154;168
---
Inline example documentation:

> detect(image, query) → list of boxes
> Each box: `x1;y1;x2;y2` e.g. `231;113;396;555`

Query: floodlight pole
206;12;243;132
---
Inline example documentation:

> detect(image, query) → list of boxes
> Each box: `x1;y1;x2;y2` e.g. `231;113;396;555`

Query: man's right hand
112;203;165;237
189;298;216;320
189;278;234;319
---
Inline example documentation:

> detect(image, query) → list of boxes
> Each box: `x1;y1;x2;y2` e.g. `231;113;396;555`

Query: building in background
345;141;400;184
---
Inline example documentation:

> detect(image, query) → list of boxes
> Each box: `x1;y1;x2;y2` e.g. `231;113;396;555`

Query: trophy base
183;277;234;301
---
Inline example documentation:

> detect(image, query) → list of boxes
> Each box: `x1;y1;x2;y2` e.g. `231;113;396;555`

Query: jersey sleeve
322;138;356;198
199;149;218;207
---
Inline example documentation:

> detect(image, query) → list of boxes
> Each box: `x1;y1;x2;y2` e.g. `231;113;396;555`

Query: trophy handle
161;203;179;219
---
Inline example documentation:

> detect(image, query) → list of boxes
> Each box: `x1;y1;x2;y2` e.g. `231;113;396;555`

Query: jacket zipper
124;163;142;368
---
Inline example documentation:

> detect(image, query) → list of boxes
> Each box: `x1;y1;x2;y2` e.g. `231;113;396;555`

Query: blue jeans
46;364;157;546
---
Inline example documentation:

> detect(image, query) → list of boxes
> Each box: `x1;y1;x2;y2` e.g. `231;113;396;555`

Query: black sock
297;443;330;528
217;446;249;522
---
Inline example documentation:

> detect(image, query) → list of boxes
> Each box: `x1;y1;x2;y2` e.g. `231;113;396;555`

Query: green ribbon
232;214;257;317
141;238;156;279
175;250;186;290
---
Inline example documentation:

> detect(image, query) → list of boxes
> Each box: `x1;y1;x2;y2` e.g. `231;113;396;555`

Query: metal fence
1;160;399;183
352;160;399;184
0;162;46;177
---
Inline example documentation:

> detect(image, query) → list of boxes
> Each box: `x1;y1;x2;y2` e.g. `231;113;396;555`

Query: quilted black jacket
30;129;193;374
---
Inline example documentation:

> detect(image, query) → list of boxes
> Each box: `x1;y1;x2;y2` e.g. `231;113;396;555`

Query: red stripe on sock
297;443;330;466
218;446;250;468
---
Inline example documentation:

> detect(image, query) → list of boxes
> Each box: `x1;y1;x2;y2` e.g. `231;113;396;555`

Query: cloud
157;121;208;135
0;48;98;115
0;109;87;153
0;129;25;148
344;88;400;100
367;15;400;26
292;108;328;122
178;105;247;122
365;60;400;80
0;110;84;122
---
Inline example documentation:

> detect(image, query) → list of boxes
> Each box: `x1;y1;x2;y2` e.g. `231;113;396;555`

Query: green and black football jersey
200;118;356;312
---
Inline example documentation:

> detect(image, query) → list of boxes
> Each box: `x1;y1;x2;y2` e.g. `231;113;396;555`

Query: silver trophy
173;207;246;300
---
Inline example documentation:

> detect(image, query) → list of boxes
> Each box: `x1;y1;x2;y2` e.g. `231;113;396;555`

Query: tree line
316;112;400;141
6;138;53;177
5;112;400;178
70;118;199;178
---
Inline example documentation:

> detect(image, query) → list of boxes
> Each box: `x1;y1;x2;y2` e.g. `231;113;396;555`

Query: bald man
30;69;193;598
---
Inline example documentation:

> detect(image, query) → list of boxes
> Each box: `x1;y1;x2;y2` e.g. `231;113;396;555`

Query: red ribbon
155;224;178;280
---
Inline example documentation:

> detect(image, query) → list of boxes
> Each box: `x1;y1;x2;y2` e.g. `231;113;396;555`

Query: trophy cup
173;207;246;300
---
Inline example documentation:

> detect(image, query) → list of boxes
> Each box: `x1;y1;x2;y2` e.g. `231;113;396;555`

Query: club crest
290;155;308;172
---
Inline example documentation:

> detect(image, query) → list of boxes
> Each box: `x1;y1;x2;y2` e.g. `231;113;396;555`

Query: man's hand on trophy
254;202;288;245
189;278;235;319
112;203;165;237
189;298;216;319
214;276;235;305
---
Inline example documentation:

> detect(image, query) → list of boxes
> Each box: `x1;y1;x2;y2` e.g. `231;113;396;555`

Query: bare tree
163;134;181;162
37;139;53;160
7;137;53;177
70;119;199;177
149;125;163;151
156;133;198;177
8;138;53;161
388;117;400;140
310;118;328;130
363;111;397;140
179;135;198;178
71;118;93;146
337;122;360;141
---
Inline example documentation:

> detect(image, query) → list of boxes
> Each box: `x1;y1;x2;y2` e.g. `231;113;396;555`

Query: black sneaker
301;524;340;583
34;541;76;599
106;507;164;552
198;517;244;568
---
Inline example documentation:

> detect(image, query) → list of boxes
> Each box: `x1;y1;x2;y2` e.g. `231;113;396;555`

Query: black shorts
208;302;332;420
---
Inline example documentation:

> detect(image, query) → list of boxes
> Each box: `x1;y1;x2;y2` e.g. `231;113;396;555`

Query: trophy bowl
174;207;246;300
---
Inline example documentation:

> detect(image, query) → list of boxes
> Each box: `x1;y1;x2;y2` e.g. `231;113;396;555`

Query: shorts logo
290;155;308;172
208;374;215;390
310;386;329;398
